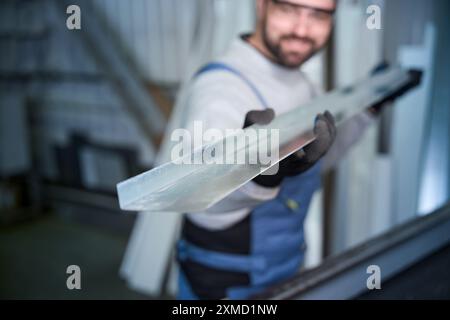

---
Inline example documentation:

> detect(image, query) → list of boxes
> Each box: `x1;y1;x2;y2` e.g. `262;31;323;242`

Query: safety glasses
270;0;336;25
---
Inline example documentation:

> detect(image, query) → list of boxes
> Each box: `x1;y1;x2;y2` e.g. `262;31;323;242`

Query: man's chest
247;74;316;115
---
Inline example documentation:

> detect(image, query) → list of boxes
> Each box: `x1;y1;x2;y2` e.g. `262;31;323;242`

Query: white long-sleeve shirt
173;36;374;230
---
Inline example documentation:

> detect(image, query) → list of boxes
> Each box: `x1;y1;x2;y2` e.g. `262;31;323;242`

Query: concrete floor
0;212;151;300
4;210;448;300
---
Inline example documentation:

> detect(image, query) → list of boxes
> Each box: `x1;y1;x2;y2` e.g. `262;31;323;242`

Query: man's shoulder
190;37;254;88
189;60;258;102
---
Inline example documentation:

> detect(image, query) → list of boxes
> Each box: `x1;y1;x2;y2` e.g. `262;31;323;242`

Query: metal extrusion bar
117;67;422;212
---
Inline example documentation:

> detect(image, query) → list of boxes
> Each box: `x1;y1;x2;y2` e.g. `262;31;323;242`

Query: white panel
391;24;436;223
370;156;393;236
211;0;255;57
160;0;178;83
132;0;150;76
147;0;164;80
304;191;324;269
120;210;181;296
331;0;384;253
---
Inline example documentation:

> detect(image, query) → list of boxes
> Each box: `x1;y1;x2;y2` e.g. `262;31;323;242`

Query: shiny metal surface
117;67;412;212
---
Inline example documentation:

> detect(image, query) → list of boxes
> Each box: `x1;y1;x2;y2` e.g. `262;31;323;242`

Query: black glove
243;108;337;187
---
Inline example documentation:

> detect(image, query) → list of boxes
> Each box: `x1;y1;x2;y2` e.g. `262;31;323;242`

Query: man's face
259;0;336;68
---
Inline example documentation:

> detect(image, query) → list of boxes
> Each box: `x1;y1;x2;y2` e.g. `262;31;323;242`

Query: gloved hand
243;108;337;187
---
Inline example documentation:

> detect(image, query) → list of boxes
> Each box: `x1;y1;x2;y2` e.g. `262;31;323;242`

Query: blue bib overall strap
177;239;266;273
193;62;270;110
177;62;322;300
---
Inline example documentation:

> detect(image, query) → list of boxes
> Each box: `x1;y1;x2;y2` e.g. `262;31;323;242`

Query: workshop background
0;0;449;299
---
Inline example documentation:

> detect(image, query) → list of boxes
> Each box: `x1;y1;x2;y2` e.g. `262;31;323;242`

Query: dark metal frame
255;203;450;299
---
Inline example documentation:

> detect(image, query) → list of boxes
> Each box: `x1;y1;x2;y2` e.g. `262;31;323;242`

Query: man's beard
262;23;318;69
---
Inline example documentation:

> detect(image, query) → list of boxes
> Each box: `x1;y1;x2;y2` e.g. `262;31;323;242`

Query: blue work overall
176;62;322;299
